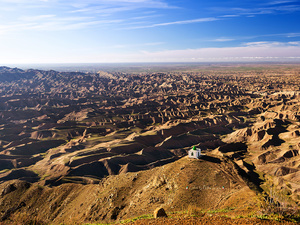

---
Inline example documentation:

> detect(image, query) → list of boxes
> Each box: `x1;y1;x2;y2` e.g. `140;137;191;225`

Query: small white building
188;146;202;159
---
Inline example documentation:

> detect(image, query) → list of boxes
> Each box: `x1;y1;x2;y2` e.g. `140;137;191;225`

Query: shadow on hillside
201;155;221;164
235;161;264;193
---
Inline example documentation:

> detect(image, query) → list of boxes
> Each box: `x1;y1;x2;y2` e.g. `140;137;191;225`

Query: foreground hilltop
0;155;258;224
0;65;299;224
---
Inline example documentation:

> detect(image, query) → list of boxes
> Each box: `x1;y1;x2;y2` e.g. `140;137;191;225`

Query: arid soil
128;216;297;225
0;64;299;224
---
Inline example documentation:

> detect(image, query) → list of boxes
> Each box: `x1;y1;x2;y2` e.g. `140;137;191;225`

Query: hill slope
0;155;259;224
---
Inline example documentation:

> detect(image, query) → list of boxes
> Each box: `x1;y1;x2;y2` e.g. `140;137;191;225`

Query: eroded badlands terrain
0;65;299;224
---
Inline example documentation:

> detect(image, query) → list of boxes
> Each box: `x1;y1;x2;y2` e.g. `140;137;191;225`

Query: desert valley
0;64;299;224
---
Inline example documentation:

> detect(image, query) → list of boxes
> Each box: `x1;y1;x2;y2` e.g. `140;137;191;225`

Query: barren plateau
0;64;299;224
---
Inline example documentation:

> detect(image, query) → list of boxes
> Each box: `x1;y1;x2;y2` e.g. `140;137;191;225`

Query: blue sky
0;0;300;63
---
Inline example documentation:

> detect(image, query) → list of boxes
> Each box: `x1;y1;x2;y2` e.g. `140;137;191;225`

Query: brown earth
0;65;300;224
0;156;261;224
128;216;296;225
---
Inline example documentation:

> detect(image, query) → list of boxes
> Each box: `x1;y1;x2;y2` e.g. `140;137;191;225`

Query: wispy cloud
192;31;300;51
243;41;300;47
288;41;300;45
29;19;123;31
130;14;162;20
0;0;46;3
123;17;219;29
244;32;300;39
2;0;297;34
0;0;177;33
20;14;58;22
286;32;300;37
243;41;283;47
0;0;175;11
211;0;300;18
265;0;299;5
220;14;241;18
0;16;123;33
213;38;235;42
69;0;175;14
233;5;300;16
112;42;164;49
103;41;300;63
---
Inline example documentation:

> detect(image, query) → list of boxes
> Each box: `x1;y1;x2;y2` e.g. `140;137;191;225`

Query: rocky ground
0;64;299;224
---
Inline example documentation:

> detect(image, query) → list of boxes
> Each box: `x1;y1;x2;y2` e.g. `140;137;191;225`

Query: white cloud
211;1;300;18
90;42;300;63
220;14;240;18
0;0;45;2
123;17;219;29
0;0;176;33
213;38;235;42
288;41;300;45
72;0;172;8
216;32;300;42
0;16;123;33
20;14;56;21
265;0;298;5
112;42;164;48
1;41;300;64
286;32;300;37
243;41;300;47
